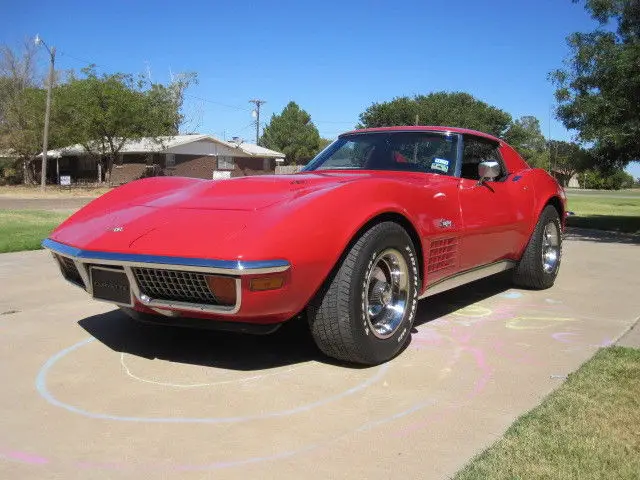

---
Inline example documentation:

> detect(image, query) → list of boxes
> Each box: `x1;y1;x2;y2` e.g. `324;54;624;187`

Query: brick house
36;135;285;185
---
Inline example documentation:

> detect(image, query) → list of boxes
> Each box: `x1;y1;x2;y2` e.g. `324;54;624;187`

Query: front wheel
307;222;420;365
513;205;562;289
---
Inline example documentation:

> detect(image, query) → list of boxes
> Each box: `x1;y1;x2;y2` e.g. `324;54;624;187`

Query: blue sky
4;0;639;177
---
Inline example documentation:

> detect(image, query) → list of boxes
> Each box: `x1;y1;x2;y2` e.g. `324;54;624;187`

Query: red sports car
44;126;566;364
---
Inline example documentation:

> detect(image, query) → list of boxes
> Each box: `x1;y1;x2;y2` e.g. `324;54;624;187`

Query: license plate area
91;267;132;306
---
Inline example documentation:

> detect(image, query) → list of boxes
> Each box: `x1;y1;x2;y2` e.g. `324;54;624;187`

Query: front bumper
43;238;290;317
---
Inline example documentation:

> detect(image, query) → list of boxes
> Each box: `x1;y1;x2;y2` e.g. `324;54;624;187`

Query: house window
218;156;235;170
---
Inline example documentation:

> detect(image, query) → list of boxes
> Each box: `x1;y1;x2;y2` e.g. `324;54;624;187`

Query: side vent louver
427;237;458;273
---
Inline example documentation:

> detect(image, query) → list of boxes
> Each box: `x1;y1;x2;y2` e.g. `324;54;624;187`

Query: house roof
38;134;285;159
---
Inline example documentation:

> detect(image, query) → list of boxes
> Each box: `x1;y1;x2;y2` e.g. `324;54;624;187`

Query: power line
58;51;98;67
229;121;257;140
184;93;252;112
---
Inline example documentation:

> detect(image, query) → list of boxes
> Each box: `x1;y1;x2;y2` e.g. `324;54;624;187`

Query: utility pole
249;99;266;145
35;34;56;191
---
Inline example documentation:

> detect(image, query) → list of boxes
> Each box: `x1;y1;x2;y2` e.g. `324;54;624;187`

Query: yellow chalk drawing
506;316;575;330
452;305;492;318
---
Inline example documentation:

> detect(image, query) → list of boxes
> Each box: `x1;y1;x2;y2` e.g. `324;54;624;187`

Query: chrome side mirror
478;161;500;184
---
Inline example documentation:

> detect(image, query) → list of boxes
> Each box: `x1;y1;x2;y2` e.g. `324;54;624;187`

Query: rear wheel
307;222;419;365
513;205;562;289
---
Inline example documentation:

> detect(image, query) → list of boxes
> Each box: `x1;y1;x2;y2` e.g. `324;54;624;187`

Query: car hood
48;205;247;256
131;174;353;211
48;171;434;259
48;174;352;257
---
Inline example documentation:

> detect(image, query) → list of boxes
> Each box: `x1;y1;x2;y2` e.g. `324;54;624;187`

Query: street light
34;34;56;191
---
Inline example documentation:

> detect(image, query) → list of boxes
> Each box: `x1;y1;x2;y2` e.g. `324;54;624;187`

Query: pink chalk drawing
0;449;49;465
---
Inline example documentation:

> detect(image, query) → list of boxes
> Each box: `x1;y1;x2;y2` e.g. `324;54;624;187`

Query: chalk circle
119;352;309;388
36;337;389;424
27;334;489;472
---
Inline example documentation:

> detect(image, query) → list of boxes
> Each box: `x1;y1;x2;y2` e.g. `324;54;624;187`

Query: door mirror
478;161;500;183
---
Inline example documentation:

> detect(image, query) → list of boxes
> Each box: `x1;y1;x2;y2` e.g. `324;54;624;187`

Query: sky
3;0;639;178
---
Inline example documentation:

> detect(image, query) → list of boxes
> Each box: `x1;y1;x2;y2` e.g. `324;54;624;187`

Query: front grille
56;255;85;287
132;267;220;305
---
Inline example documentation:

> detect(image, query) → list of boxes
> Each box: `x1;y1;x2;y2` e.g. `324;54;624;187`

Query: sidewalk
616;318;640;348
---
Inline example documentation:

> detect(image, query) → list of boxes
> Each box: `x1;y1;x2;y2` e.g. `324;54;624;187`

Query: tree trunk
106;153;115;186
22;159;37;184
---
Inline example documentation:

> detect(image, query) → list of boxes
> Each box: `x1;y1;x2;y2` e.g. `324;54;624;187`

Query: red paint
49;127;565;326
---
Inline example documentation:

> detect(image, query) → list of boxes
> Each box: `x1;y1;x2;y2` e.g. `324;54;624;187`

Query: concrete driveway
1;232;638;479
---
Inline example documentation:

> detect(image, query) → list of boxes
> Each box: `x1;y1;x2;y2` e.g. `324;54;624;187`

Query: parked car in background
44;126;566;365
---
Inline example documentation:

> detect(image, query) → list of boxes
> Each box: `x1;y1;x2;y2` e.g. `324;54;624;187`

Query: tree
0;41;37;127
0;42;42;183
56;66;196;182
358;92;513;137
548;140;596;186
260;102;321;165
318;137;333;152
583;168;635;189
1;43;196;185
503;116;548;168
551;0;640;169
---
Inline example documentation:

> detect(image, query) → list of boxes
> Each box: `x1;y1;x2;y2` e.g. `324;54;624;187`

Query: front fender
236;178;438;312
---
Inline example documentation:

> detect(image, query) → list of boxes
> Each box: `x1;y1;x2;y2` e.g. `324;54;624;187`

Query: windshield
303;131;460;175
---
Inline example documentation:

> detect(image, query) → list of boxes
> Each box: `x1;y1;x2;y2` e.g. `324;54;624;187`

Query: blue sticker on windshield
431;158;449;172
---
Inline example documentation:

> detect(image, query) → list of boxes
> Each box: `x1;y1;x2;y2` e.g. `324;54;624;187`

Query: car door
383;131;465;286
457;135;521;270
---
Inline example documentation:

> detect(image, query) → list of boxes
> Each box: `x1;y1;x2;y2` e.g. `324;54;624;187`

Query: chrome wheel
364;248;409;339
541;221;560;274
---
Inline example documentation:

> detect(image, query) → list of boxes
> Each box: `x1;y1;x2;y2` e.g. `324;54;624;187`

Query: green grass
566;194;640;233
455;346;640;480
0;210;70;253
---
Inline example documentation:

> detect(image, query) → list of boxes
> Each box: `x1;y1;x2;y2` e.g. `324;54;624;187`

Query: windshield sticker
431;158;449;172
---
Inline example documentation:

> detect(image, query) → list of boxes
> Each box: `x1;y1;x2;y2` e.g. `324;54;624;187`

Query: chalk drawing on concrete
35;337;389;424
119;352;307;388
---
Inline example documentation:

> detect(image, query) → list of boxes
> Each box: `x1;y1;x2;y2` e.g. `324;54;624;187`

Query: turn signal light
250;275;285;291
205;275;237;306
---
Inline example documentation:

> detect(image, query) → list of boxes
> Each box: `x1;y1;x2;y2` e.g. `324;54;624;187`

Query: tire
513;205;562;289
307;222;420;365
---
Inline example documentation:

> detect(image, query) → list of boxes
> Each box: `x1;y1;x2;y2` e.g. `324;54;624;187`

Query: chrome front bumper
42;238;290;316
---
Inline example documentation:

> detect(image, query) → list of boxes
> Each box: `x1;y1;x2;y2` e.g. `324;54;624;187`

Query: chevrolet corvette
44;126;566;364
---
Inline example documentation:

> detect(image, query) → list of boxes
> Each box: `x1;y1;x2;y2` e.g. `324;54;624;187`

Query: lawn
0;210;70;253
455;346;640;480
565;191;640;233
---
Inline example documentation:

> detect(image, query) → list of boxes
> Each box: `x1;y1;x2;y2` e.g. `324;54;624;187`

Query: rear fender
515;169;566;257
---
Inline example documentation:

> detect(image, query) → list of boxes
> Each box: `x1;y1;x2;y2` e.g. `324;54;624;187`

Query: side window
388;134;457;175
460;136;504;180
